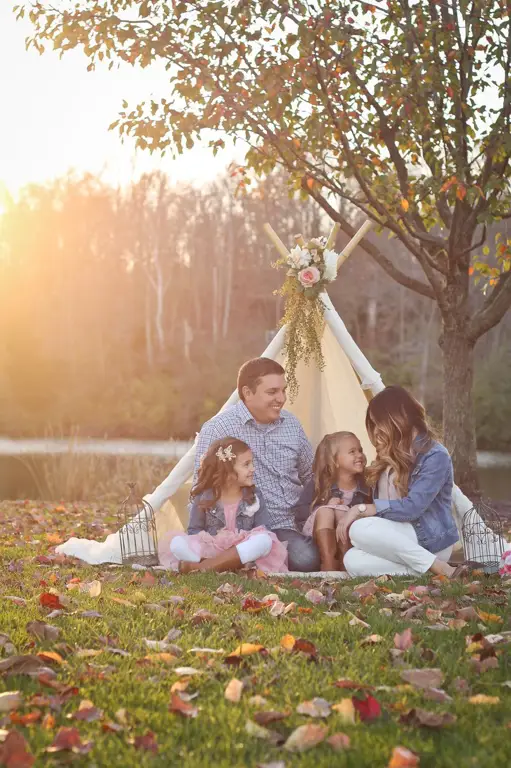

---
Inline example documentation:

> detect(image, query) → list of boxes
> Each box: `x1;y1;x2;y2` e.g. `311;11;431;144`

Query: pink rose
298;266;321;287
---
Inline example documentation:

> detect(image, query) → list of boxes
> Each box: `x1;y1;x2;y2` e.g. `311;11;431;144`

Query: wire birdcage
461;500;505;574
118;483;159;567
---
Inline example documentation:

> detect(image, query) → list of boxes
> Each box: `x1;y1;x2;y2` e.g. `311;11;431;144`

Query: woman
337;386;464;578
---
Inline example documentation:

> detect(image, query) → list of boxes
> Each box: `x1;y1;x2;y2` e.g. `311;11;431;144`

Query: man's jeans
275;529;321;572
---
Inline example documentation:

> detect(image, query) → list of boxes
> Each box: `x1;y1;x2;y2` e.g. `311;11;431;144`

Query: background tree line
0;169;510;448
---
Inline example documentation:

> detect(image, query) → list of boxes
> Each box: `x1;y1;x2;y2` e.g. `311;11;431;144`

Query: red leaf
0;731;35;768
133;730;158;753
10;710;42;726
292;638;317;657
46;727;93;754
241;597;272;613
352;694;382;721
169;693;198;718
39;593;64;610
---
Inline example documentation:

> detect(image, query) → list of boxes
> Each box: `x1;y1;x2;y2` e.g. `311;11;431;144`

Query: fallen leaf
0;655;50;677
292;638;317;657
388;746;420;767
227;643;265;658
9;710;42;726
37;651;65;666
0;730;34;767
468;694;500;705
304;588;325;604
447;619;467;630
332;699;357;724
394;628;413;650
26;621;60;643
80;580;102;597
269;600;286;617
352;693;381;721
225;679;244;703
242;597;272;613
169;692;198;718
353;580;378;599
476;609;503;624
400;708;456;728
470;656;499;674
0;692;23;712
133;730;158;753
284;723;328;752
254;711;289;726
347;612;370;628
400;668;444;689
296;697;331;718
423;688;452;703
456;606;479;621
245;720;282;744
42;714;56;729
174;667;203;676
361;634;383;645
256;763;286;768
109;596;136;607
71;700;102;722
327;732;351;751
46;727;93;754
38;593;63;610
191;609;218;625
280;634;296;651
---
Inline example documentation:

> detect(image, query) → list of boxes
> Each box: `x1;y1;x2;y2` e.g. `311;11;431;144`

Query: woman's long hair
312;431;360;507
190;437;255;510
365;386;438;496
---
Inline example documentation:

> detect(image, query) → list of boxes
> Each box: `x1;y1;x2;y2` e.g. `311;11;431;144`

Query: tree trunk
440;320;478;499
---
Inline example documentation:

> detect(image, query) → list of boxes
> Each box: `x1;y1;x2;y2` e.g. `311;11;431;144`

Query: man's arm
297;428;314;485
193;420;223;482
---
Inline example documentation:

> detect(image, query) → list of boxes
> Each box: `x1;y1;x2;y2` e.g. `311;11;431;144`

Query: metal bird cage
461;500;505;574
118;483;159;567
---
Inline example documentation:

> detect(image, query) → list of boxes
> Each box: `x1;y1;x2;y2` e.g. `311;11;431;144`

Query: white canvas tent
56;219;481;566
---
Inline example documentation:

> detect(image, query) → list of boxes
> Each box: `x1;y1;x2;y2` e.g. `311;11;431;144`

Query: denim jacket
293;479;372;533
188;488;269;536
374;437;458;553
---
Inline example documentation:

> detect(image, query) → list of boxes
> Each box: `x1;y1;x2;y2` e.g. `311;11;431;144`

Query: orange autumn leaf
476;609;503;624
280;634;296;651
228;643;265;657
37;651;65;666
456;184;467;200
388;746;420;767
400;199;409;212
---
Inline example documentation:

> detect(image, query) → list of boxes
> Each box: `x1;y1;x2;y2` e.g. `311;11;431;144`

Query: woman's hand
335;508;359;550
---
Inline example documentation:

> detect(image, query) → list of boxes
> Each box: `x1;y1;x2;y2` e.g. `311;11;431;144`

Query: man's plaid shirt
194;401;313;531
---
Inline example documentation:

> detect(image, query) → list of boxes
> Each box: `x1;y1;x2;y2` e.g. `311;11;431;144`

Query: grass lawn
0;500;511;767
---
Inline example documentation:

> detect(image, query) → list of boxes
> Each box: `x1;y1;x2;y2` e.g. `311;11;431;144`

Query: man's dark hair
237;358;285;401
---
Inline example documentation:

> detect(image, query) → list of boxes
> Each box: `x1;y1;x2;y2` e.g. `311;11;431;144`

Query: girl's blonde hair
191;437;255;510
312;431;361;507
365;385;437;497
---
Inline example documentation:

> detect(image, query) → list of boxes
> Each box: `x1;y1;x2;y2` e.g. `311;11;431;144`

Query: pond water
0;438;509;501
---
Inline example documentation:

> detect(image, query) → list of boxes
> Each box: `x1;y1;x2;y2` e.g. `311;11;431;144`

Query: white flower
287;245;311;269
323;249;339;282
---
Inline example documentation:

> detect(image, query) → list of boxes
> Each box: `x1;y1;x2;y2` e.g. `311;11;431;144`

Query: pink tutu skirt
159;526;288;572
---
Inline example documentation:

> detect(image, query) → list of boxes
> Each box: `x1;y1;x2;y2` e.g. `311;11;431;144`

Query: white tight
170;533;273;565
344;517;453;577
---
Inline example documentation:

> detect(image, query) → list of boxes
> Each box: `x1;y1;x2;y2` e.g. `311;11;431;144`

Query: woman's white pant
344;517;453;577
170;533;272;565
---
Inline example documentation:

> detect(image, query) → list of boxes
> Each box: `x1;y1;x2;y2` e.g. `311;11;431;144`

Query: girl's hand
335;508;359;550
326;497;341;506
359;504;377;517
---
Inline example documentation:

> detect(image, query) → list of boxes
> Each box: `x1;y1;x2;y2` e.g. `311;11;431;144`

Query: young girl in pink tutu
167;437;288;573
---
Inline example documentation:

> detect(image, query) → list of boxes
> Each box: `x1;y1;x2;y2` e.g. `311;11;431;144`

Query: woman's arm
187;497;207;535
292;479;315;529
373;450;452;523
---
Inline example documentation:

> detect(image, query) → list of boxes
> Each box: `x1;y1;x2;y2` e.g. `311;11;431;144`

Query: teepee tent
56;219;481;566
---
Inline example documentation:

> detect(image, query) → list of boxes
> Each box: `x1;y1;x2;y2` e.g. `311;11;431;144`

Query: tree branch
305;185;435;300
468;271;511;342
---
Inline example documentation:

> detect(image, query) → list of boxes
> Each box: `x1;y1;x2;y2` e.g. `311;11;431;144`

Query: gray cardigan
187;488;270;535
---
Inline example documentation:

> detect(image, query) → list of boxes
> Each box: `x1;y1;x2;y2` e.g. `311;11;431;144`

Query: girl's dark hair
190;437;255;509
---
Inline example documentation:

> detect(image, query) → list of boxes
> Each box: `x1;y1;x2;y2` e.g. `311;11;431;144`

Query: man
194;357;320;571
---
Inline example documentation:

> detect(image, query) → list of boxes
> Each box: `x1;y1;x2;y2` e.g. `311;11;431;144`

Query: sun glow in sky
0;5;236;196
